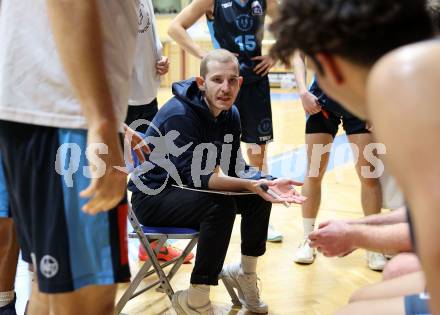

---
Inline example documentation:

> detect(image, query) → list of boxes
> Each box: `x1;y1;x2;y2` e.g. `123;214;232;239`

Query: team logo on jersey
258;118;272;135
251;1;263;16
235;14;254;32
222;1;233;8
138;2;151;34
40;255;59;279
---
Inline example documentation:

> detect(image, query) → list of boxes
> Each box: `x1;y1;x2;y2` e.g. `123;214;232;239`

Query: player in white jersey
124;0;195;264
0;1;138;314
126;0;169;133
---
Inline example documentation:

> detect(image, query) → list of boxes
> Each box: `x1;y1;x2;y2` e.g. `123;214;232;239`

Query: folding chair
115;205;199;314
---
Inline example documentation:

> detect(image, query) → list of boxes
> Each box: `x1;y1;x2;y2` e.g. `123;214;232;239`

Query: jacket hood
171;79;227;122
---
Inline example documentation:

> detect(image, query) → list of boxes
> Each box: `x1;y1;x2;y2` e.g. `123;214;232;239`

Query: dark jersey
310;78;356;118
207;0;266;84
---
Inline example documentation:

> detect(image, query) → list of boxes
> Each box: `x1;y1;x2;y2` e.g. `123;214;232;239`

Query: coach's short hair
200;49;239;78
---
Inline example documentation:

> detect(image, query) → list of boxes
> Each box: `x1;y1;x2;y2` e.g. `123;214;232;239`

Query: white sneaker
267;224;283;242
172;290;215;315
366;251;387;271
220;263;268;313
293;238;316;264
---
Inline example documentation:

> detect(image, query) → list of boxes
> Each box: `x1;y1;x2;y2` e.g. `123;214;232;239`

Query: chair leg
115;259;154;314
166;238;198;281
154;236;167;253
156;237;198;293
125;207;212;302
129;208;175;300
220;274;242;307
139;237;175;300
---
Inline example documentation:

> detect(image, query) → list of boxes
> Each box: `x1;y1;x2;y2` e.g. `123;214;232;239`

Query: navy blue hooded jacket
128;79;265;193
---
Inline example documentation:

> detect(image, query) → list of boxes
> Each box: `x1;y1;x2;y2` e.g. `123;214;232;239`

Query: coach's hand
80;122;127;215
252;55;274;76
249;178;307;204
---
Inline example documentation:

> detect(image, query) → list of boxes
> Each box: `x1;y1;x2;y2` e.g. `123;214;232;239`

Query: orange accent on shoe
138;242;194;264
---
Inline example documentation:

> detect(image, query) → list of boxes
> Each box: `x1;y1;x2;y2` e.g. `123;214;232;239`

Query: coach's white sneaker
220;263;268;313
172;290;215;315
293;238;316;264
366;251;387;271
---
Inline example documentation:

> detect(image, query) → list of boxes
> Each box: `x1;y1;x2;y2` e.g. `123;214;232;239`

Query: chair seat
140;226;198;235
129;226;199;239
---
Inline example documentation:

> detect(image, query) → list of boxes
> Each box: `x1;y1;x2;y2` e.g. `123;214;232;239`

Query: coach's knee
261;198;272;217
252;195;272;219
208;195;237;224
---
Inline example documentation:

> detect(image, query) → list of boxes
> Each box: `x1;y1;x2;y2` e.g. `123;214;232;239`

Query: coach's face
196;60;243;117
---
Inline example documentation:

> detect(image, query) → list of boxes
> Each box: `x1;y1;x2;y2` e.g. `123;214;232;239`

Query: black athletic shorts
0;120;130;293
306;81;369;138
235;76;273;144
125;98;159;134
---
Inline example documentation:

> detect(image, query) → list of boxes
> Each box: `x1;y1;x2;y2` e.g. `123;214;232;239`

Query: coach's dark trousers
131;186;271;285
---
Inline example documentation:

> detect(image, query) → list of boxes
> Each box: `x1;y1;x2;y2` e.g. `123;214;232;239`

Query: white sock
0;291;14;308
303;218;316;237
188;284;210;308
241;255;258;274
